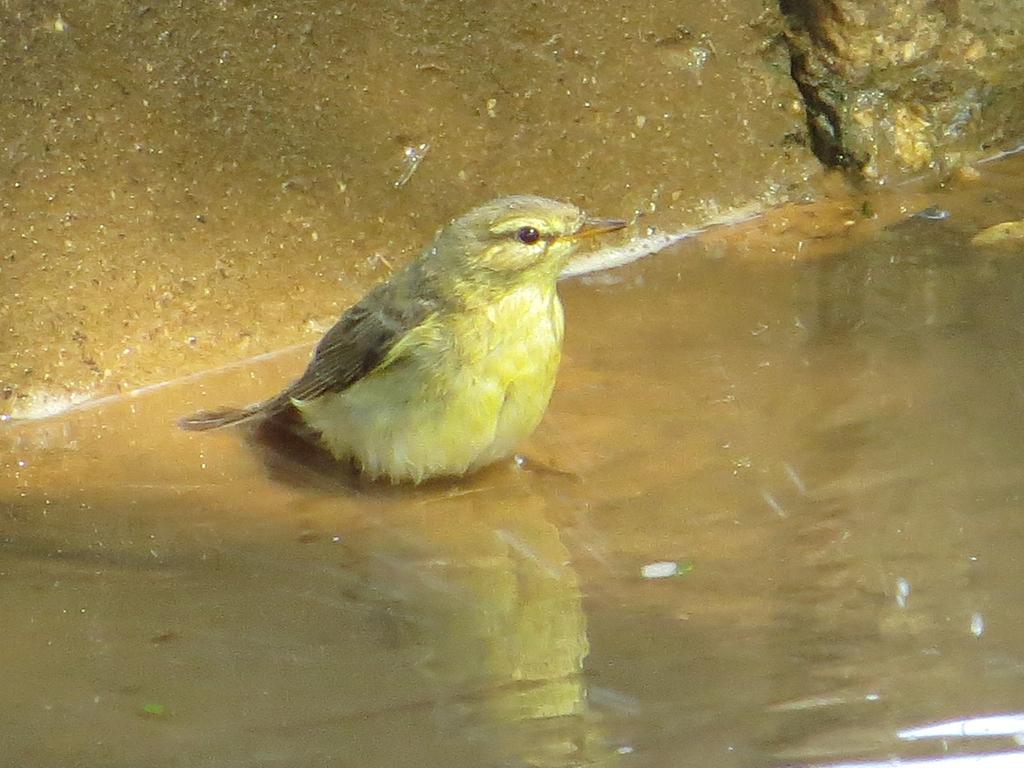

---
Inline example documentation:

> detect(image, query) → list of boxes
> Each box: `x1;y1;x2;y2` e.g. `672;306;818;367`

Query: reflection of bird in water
347;490;606;766
180;196;624;483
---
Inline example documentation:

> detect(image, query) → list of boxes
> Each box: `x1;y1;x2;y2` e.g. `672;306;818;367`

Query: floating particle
895;577;911;609
970;612;985;637
641;561;677;579
641;561;691;579
393;143;431;188
912;206;950;221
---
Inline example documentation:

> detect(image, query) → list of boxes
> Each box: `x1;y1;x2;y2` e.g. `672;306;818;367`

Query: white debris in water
895;577;911;609
393;143;430;188
561;229;691;278
560;204;761;278
970;612;986;637
641;561;678;579
899;713;1024;741
815;750;1024;768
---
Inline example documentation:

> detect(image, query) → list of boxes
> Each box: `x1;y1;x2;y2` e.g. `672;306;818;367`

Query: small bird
179;195;625;483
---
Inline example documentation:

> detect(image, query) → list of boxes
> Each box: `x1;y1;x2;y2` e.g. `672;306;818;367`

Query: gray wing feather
284;284;426;402
178;274;436;432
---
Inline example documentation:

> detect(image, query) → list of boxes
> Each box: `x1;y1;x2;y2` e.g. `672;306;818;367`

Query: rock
781;0;1024;181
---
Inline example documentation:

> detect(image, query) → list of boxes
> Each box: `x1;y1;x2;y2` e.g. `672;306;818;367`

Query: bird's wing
283;281;436;404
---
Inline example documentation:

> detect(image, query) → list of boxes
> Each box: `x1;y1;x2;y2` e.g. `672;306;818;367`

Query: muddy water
4;155;1024;767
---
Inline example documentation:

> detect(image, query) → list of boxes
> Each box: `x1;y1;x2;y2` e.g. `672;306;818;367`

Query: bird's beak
571;217;628;241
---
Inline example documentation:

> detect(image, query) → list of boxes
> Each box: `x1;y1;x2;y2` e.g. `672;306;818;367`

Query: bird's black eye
516;226;540;244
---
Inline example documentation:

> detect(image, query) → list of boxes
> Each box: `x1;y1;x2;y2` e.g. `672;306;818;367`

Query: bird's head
427;195;626;293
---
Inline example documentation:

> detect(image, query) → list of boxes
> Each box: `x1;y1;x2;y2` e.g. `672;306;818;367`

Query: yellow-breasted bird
178;195;625;483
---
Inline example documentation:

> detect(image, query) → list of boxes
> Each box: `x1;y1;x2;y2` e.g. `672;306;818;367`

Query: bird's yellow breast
296;282;565;482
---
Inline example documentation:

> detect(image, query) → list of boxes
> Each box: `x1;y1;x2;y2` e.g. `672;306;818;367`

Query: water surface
3;156;1024;766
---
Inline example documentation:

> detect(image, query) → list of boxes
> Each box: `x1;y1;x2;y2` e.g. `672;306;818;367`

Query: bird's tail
178;398;278;431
